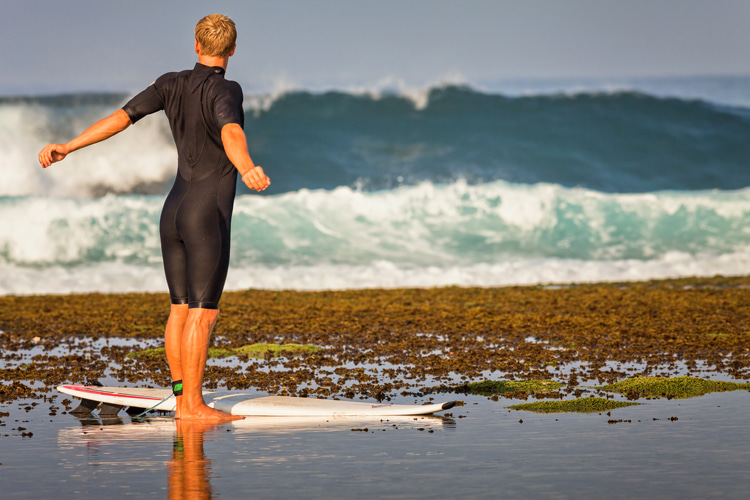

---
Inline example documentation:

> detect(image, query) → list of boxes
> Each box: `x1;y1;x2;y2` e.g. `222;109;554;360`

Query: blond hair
195;14;237;58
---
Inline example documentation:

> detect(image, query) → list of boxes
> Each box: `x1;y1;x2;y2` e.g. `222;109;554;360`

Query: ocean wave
241;74;750;113
3;82;750;199
2;179;750;270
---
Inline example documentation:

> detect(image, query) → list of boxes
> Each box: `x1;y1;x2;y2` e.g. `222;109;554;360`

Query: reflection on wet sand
168;420;220;500
57;412;455;499
62;416;220;499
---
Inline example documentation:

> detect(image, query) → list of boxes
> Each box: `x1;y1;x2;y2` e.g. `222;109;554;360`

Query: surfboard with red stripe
57;385;457;417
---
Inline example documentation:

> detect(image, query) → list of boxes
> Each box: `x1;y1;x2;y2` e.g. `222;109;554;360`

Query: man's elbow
114;109;133;131
221;123;244;144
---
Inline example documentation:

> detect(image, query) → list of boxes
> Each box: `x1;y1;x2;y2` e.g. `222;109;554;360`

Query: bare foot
179;403;244;422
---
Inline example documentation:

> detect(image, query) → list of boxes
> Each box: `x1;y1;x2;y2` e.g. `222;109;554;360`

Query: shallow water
2;388;748;499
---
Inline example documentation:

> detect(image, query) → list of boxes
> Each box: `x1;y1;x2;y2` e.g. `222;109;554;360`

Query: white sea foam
0;195;162;266
244;75;303;114
3;251;750;296
1;104;51;197
230;181;750;266
2;180;750;295
1;101;176;197
4;180;750;267
243;73;469;113
346;73;468;110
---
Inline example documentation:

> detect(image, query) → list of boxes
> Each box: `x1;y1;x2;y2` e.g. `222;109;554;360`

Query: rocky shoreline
2;276;749;405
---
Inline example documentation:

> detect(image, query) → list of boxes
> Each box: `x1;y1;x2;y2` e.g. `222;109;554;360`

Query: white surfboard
57;385;457;417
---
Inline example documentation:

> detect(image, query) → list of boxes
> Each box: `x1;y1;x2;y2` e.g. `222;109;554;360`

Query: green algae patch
233;343;321;358
508;396;640;413
126;347;167;359
598;376;750;400
126;346;234;359
462;379;564;396
208;348;237;358
127;346;234;359
127;343;320;360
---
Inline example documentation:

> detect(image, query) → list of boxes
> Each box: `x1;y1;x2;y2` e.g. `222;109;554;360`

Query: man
39;14;269;421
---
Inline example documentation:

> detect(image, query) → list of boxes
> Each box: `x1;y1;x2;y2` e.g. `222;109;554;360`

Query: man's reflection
168;420;222;500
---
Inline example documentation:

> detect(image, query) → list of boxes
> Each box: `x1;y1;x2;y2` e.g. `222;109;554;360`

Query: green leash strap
172;380;183;396
132;378;182;419
131;391;174;419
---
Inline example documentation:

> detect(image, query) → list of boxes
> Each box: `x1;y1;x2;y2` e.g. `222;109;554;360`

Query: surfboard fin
70;398;99;415
98;403;123;417
125;406;145;416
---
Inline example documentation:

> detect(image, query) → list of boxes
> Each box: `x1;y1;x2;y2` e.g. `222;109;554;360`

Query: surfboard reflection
61;413;455;438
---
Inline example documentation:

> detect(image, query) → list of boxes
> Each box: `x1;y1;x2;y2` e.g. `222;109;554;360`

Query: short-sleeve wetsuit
123;63;244;309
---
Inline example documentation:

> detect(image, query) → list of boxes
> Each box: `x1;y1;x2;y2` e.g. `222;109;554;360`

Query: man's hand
38;144;69;168
222;123;270;192
38;109;131;168
241;166;271;191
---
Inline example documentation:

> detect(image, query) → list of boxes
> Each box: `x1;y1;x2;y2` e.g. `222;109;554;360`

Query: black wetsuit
123;63;244;309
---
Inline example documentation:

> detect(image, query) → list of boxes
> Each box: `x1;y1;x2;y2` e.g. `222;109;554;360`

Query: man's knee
170;303;190;319
186;307;219;330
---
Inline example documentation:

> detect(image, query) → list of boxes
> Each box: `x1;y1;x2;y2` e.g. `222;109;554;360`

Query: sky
3;0;750;95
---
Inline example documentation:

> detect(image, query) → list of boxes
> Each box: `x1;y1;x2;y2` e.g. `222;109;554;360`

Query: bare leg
180;307;242;421
165;304;189;419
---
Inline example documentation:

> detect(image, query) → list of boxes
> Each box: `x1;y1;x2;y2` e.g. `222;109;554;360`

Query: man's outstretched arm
38;109;132;167
221;123;270;191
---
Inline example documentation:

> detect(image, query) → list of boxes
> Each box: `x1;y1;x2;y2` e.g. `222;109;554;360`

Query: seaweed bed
127;343;321;360
508;396;641;413
1;276;750;407
597;376;749;400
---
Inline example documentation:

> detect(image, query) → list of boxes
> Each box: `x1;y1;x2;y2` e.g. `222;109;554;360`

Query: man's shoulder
154;69;192;88
207;77;243;104
213;76;243;93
